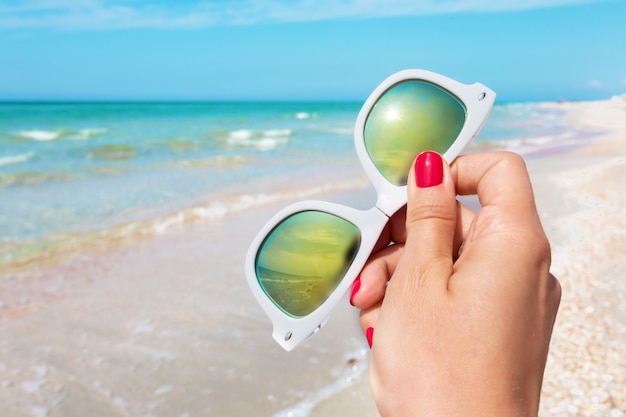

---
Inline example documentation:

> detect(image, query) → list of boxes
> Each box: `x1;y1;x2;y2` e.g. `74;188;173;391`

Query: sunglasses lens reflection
256;211;361;317
364;80;466;186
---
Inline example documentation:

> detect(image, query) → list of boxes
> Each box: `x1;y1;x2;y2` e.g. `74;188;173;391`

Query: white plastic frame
245;69;495;351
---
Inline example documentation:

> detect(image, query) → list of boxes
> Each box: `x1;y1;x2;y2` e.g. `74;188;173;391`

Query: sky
0;0;625;102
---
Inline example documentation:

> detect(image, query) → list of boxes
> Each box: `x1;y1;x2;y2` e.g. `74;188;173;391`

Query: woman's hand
350;151;561;417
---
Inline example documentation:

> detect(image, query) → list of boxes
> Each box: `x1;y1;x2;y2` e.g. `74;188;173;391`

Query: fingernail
349;276;361;306
366;327;374;348
415;151;443;188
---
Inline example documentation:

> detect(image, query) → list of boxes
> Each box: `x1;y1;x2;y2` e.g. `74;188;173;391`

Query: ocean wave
295;112;316;120
0;175;370;271
14;128;107;142
147;176;369;235
16;130;62;141
224;129;292;150
75;128;108;139
0;152;34;167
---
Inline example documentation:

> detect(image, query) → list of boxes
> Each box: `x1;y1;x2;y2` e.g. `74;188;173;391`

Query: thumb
398;151;457;291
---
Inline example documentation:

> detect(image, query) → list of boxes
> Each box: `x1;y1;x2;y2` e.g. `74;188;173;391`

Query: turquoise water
0;100;584;266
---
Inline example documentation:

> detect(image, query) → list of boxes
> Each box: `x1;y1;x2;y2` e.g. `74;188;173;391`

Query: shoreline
0;161;370;276
0;98;604;276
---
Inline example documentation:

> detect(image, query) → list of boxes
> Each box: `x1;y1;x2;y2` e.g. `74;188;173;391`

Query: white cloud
0;0;613;30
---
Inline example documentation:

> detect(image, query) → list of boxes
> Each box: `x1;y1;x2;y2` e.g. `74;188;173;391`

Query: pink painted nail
366;327;374;348
349;276;361;306
415;151;443;188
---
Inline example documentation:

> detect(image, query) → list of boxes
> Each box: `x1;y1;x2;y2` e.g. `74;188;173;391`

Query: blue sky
1;0;625;102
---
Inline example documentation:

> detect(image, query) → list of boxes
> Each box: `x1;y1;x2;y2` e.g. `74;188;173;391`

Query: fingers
359;302;380;340
447;154;555;334
451;151;550;285
350;243;403;309
357;151;459;349
351;199;475;310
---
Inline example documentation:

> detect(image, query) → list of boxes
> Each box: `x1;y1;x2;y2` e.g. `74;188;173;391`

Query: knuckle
527;229;552;265
497;150;528;171
514;228;552;267
549;273;562;304
405;199;456;230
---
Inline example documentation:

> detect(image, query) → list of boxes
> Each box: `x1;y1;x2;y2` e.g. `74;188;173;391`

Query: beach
1;97;625;416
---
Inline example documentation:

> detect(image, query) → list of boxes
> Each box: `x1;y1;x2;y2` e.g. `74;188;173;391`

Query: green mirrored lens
256;211;361;317
364;80;466;186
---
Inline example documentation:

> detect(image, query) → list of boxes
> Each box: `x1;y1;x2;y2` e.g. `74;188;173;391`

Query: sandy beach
1;97;625;416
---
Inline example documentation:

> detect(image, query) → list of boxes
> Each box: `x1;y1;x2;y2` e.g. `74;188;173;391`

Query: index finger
451;151;541;226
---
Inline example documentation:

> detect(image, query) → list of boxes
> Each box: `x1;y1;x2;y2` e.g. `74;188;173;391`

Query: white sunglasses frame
245;69;496;351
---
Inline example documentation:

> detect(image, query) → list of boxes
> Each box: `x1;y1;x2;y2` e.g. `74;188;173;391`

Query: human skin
350;151;561;417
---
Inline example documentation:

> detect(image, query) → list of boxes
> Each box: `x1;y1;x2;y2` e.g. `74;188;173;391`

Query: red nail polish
366;327;374;348
349;276;361;306
415;151;443;188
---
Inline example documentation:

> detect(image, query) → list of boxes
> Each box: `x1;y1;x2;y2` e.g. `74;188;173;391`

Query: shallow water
0;100;594;272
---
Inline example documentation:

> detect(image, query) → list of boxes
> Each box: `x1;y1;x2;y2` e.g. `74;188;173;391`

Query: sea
0;100;593;271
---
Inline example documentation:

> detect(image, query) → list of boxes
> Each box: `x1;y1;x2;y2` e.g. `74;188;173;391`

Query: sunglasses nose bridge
373;183;407;216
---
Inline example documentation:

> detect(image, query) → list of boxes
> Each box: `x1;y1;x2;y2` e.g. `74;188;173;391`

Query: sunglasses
245;69;495;351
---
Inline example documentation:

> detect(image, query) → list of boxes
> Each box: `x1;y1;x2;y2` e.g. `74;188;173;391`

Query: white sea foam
265;129;291;137
143;176;369;237
76;128;107;139
254;137;288;150
14;128;106;142
0;152;33;167
326;127;353;135
226;129;291;150
229;129;253;140
295;112;312;119
152;212;185;234
17;130;61;141
199;180;365;219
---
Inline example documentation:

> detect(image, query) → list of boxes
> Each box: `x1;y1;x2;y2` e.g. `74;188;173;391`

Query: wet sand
1;97;625;417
